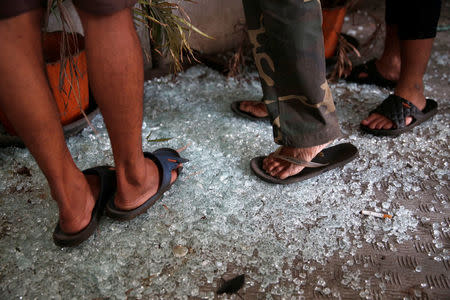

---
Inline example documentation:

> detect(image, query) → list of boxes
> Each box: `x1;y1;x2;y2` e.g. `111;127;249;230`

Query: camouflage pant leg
242;0;342;148
241;0;279;116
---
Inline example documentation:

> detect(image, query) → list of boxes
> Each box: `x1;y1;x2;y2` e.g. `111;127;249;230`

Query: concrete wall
47;1;152;67
46;0;246;70
175;0;246;54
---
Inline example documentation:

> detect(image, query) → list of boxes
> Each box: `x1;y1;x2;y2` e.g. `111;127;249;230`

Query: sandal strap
144;150;188;191
371;95;424;129
273;147;329;168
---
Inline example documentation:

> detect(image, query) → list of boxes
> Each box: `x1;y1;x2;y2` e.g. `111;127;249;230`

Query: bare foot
262;142;330;179
58;173;100;234
239;101;269;118
374;59;400;82
114;158;181;211
361;84;426;130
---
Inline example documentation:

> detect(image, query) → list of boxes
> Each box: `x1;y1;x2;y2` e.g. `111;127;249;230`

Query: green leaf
147;137;173;143
146;131;172;143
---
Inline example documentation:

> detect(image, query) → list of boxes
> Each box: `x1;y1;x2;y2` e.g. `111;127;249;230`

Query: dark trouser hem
274;121;342;148
398;32;438;40
385;0;441;40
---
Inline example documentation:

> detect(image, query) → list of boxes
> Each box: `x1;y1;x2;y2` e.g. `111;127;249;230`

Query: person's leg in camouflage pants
242;0;342;179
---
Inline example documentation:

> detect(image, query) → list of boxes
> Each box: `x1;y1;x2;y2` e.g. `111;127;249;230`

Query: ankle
394;80;426;109
50;171;95;233
376;57;401;81
115;156;148;187
378;54;401;68
114;156;158;205
49;166;85;201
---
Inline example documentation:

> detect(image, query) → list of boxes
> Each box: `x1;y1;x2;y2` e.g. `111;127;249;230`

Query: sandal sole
250;143;358;185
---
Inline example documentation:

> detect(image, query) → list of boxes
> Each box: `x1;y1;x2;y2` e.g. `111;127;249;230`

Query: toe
262;156;272;169
277;171;290;180
382;119;394;129
366;117;378;129
405;116;413;126
264;159;280;173
376;118;389;129
277;166;298;180
361;113;379;126
263;153;276;165
269;165;285;177
262;156;271;170
240;102;250;111
369;115;385;129
170;164;182;184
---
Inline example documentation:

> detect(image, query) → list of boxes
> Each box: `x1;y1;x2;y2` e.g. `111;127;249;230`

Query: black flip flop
250;143;358;184
360;95;438;136
105;148;188;221
345;59;396;89
53;166;116;247
231;101;270;122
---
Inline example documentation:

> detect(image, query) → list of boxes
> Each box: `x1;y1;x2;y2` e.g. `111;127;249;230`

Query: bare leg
375;24;402;81
0;10;98;234
76;8;178;210
353;24;401;81
361;38;433;130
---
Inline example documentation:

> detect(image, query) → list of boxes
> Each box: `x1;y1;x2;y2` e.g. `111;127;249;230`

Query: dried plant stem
135;0;213;72
329;33;361;81
176;142;191;153
227;23;249;78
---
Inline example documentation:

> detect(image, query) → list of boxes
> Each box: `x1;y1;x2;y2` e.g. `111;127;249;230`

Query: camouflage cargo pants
242;0;342;147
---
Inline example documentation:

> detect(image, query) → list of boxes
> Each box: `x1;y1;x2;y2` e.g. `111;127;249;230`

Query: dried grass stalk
45;0;95;132
328;33;361;82
135;0;213;72
227;23;249;78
